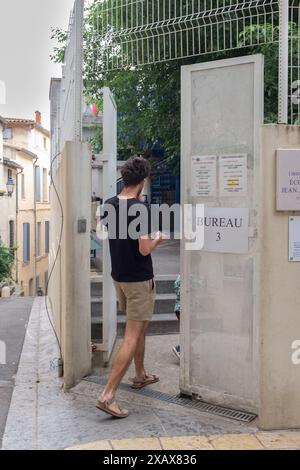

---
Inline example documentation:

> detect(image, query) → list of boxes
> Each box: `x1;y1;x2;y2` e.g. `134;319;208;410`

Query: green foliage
50;2;299;168
50;27;68;64
0;241;15;283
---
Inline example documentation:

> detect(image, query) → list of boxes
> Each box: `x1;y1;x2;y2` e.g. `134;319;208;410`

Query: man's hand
154;231;168;243
139;231;167;256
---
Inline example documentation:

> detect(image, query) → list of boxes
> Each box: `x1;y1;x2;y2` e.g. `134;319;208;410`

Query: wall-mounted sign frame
289;216;300;262
277;149;300;211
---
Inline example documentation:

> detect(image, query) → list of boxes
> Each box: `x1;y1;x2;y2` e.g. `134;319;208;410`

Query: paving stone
256;431;300;449
2;297;263;450
210;433;264;450
66;440;112;450
160;435;213;450
111;437;162;450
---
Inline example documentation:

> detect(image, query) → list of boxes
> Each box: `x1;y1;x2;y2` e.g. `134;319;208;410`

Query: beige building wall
0;163;17;244
0;120;4;186
3;115;50;296
0;119;18;277
259;124;300;429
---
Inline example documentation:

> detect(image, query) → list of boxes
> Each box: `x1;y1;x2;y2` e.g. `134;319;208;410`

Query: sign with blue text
277;149;300;211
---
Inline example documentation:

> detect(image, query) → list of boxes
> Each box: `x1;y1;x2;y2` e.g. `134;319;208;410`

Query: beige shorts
113;279;156;322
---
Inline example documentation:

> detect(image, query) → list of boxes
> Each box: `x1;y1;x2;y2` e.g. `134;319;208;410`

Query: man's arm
139;231;165;256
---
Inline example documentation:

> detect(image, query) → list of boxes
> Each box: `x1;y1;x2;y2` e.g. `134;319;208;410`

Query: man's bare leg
99;319;146;404
134;321;149;378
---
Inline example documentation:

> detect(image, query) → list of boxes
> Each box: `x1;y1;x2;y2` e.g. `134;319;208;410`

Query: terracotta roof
4;117;35;125
4;117;50;137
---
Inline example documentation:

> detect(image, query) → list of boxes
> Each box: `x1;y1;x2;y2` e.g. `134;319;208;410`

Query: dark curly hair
121;156;151;187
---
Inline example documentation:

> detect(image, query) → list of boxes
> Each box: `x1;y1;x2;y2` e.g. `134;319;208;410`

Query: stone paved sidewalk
0;296;33;449
2;298;300;450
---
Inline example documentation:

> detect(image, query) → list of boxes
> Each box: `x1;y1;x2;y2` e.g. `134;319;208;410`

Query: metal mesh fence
87;1;280;70
289;0;300;123
84;0;300;123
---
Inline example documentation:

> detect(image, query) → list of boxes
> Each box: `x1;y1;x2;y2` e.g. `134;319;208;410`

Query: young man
97;156;165;418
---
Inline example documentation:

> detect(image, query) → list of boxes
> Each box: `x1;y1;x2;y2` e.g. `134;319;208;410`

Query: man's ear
137;181;144;196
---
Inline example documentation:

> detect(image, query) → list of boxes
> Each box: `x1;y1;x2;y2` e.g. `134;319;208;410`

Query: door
100;87;117;363
180;55;264;412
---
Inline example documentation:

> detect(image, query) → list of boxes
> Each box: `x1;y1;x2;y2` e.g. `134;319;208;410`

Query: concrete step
90;274;178;297
91;293;176;317
91;313;179;340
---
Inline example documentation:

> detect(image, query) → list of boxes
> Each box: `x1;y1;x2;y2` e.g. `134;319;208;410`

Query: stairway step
90;274;179;296
91;313;179;339
91;293;176;316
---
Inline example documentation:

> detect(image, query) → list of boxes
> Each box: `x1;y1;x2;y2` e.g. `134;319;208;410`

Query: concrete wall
49;141;91;389
259;124;300;429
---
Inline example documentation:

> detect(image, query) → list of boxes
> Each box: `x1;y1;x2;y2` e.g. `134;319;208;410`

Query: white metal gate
180;55;264;412
99;87;118;363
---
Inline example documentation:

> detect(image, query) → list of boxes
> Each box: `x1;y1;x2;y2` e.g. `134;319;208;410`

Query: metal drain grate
84;376;257;423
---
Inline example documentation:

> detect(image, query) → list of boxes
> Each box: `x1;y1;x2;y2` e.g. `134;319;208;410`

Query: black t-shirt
102;196;154;282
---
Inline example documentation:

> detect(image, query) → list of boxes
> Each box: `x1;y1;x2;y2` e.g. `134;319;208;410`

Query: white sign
201;207;249;254
219;154;247;195
191;155;217;197
289;217;300;262
277;149;300;211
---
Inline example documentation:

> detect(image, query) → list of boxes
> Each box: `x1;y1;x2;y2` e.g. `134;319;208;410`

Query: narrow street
0;297;33;449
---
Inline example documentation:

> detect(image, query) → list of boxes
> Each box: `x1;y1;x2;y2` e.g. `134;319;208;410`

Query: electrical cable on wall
44;151;64;376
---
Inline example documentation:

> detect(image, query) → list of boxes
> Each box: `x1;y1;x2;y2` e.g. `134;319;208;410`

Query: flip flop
96;398;129;418
130;373;160;389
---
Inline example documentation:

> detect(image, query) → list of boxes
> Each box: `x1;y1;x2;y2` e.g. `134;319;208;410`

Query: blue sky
0;0;74;129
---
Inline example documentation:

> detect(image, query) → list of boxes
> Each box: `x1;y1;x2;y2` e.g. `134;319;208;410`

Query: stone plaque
277;149;300;211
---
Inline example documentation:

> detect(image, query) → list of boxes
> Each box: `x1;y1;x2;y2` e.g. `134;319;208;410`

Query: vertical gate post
278;0;289;124
74;0;84;141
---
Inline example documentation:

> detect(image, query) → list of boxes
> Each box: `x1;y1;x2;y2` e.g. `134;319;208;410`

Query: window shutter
45;221;50;254
35;166;41;201
23;223;30;262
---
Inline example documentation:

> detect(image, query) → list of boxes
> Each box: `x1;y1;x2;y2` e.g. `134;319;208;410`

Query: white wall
49;141;91;389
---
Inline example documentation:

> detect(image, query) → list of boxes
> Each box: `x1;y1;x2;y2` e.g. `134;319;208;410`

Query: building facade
0;116;19;265
2;112;50;296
